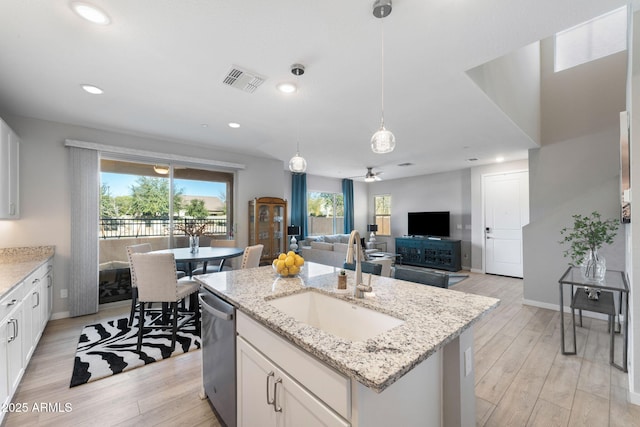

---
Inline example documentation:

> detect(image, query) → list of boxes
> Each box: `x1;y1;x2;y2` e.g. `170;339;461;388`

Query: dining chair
240;244;264;269
126;243;152;327
129;252;200;352
127;243;187;326
191;239;238;275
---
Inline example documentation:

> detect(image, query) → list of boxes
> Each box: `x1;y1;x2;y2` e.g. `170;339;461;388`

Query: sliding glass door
98;158;233;305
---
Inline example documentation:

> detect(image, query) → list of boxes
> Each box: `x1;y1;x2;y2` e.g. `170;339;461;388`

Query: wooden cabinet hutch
249;197;287;265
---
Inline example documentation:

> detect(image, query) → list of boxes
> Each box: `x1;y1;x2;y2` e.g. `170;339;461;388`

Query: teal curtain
291;173;308;239
342;178;354;233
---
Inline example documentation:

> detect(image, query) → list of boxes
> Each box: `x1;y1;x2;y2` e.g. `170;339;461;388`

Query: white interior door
484;171;529;278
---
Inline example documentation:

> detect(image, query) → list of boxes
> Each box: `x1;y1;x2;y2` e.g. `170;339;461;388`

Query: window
374;195;391;236
307;192;344;235
554;6;627;72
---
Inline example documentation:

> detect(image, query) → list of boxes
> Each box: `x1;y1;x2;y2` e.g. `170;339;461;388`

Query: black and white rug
70;313;200;387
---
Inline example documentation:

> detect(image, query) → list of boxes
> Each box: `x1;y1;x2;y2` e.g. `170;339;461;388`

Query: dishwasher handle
199;293;233;321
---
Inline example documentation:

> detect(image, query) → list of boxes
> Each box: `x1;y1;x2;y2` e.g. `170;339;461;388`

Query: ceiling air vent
223;66;266;93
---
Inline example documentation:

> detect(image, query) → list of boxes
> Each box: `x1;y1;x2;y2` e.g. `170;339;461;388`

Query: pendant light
371;0;396;154
288;64;307;173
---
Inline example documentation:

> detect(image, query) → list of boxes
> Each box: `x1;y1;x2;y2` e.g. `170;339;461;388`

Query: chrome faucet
345;230;373;298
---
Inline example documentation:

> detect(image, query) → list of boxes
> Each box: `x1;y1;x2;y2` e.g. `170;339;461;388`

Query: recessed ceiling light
496;156;505;163
201;124;209;128
81;84;103;94
277;82;297;94
228;122;240;129
70;2;111;25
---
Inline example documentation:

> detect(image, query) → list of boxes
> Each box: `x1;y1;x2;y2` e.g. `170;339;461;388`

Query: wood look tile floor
4;272;639;426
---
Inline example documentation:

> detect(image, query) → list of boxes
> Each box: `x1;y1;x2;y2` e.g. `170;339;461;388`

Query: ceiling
0;0;627;181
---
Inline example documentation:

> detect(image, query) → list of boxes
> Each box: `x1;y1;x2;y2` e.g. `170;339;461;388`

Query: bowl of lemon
272;251;305;277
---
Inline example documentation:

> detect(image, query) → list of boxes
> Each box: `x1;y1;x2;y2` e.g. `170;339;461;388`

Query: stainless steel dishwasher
199;290;236;427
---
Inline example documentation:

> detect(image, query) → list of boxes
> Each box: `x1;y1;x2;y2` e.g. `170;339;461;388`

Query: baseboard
629;384;640;406
522;298;611;322
51;311;70;320
470;268;483;274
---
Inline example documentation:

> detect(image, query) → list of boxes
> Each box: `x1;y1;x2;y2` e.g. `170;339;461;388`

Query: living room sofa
299;234;392;276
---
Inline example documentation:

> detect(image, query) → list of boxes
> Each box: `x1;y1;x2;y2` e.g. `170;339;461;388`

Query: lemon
280;267;289;276
294;255;304;267
276;260;286;272
287;251;296;257
289;265;299;275
278;253;287;260
272;259;278;267
285;256;295;267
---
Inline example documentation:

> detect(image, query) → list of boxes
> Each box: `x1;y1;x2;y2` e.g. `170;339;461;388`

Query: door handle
266;371;275;406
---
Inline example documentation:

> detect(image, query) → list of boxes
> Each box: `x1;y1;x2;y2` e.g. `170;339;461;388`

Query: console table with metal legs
558;266;629;372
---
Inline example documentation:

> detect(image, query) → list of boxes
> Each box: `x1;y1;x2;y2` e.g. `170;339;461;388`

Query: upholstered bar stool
129;252;200;352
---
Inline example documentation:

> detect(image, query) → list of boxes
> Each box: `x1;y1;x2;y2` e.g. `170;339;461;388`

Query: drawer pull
273;378;283;413
6;298;17;307
266;371;275;406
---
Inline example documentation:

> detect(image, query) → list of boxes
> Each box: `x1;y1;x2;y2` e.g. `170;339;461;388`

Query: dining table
151;246;245;277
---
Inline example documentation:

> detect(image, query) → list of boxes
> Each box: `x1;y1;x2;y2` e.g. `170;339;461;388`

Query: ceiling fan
364;167;383;182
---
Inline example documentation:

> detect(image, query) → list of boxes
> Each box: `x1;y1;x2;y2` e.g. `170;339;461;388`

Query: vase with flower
175;221;209;253
560;211;619;297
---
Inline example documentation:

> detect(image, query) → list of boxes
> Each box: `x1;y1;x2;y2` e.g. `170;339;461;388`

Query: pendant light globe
371;125;396;154
371;0;395;154
289;152;307;173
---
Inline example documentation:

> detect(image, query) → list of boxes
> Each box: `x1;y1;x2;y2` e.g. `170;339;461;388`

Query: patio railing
100;217;227;239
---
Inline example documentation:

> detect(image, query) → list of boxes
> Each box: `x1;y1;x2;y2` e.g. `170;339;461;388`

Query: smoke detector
222;66;266;93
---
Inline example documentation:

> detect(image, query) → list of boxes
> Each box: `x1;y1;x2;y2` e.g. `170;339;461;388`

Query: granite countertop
195;262;499;393
0;246;56;298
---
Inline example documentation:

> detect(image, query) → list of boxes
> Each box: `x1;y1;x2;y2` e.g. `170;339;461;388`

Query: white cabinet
43;262;53;328
1;286;25;403
237;337;349;427
0;117;19;219
1;259;51;424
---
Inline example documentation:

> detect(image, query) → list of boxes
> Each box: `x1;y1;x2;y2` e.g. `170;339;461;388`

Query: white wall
467;41;541;145
0;114;285;317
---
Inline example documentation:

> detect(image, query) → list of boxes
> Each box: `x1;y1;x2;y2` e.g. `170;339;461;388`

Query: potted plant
560;211;619;288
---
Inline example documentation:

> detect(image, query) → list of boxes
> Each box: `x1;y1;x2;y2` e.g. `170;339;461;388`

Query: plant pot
580;249;606;284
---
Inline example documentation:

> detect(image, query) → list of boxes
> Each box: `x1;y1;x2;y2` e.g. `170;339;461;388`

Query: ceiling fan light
371;126;396;154
289;153;307;173
364;176;376;182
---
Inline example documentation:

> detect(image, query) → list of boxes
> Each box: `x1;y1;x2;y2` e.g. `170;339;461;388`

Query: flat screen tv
408;211;450;237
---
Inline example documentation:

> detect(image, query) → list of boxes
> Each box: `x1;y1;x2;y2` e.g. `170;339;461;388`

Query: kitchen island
196;262;499;427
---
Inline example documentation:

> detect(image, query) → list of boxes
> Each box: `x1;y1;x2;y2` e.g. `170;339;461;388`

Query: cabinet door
238;336;350;427
28;277;44;356
272;204;285;260
277;371;350;427
6;304;24;394
7;128;19;218
237;337;277;427
44;264;53;327
0;314;9;408
0;120;19;219
21;284;35;362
